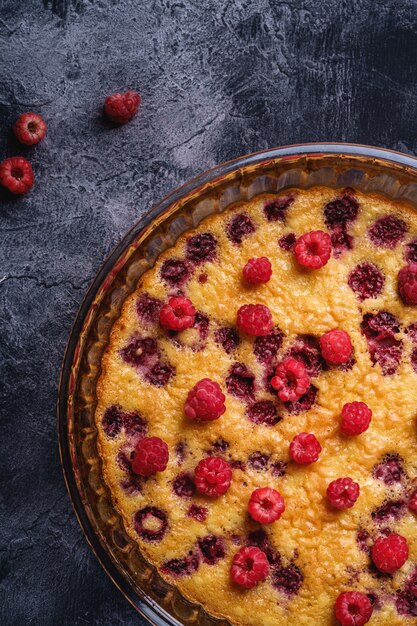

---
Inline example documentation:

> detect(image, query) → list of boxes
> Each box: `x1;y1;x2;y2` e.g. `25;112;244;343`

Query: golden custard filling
95;187;417;626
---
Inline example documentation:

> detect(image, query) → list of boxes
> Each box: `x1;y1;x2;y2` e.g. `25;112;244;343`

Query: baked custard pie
95;187;417;626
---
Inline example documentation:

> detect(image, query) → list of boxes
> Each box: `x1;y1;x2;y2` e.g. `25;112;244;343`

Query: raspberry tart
95;187;417;625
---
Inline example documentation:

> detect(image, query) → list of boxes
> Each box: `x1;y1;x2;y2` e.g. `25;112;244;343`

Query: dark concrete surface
1;0;417;624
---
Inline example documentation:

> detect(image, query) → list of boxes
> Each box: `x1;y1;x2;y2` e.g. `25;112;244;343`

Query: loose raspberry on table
327;477;360;510
194;457;232;497
290;432;321;464
243;257;272;285
237;304;273;336
371;533;409;574
0;157;34;194
340;402;372;436
248;487;285;524
104;90;141;123
230;546;269;589
348;262;385;301
13;112;47;145
132;437;169;476
271;357;310;402
320;329;353;364
335;591;373;626
294;230;332;269
184;378;226;421
159;296;195;331
409;490;417;513
398;264;417;305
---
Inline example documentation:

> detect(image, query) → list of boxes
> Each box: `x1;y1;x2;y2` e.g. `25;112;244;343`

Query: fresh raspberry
271;357;310;402
371;533;409;574
248;487;285;524
159;296;195;331
327;477;360;510
194;456;232;497
335;591;373;626
320;329;353;364
237;304;273;337
398;264;417;305
243;257;272;285
409;490;417;513
340;402;372;436
294;230;332;269
184;378;226;421
230;546;269;589
0;157;34;194
104;90;141;123
132;437;169;476
13;112;47;145
289;432;321;464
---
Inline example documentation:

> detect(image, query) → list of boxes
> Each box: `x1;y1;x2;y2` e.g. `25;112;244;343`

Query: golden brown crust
95;187;417;625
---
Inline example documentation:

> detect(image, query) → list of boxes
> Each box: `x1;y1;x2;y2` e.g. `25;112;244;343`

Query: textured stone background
1;0;417;624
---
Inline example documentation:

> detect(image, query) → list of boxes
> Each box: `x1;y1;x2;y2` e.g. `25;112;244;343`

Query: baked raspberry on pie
96;188;417;625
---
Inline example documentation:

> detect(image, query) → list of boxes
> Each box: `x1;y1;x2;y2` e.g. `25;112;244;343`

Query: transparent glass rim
57;142;417;626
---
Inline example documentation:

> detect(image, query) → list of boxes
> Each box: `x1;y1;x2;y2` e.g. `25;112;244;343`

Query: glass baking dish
58;143;417;626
